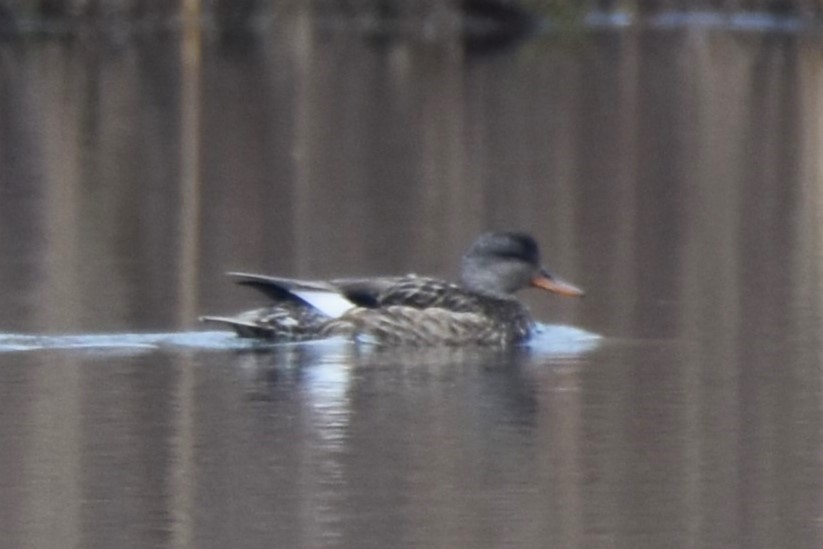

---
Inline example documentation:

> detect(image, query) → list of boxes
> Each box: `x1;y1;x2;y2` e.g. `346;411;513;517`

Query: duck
200;231;584;346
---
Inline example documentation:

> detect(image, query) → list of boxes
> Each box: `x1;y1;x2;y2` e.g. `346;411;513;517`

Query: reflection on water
1;12;823;549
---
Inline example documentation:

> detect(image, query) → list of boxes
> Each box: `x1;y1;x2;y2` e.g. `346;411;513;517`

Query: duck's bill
531;271;585;297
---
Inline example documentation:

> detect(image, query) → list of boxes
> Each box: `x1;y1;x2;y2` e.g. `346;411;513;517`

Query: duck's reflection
222;340;591;546
234;336;594;441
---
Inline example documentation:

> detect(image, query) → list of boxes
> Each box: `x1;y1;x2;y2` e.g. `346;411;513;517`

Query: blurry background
1;0;821;337
1;1;823;548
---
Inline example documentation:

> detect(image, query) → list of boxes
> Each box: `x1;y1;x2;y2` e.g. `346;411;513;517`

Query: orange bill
531;271;585;297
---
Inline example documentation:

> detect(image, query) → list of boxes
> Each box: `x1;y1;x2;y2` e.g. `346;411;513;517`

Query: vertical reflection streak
173;1;202;548
800;43;823;549
303;357;353;547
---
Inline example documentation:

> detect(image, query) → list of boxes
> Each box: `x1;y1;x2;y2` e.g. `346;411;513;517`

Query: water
1;13;823;549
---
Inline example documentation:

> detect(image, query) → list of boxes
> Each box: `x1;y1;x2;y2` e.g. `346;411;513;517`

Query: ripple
529;323;602;357
0;325;601;356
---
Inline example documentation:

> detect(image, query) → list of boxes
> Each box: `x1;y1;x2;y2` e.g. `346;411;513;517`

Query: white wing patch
291;289;356;318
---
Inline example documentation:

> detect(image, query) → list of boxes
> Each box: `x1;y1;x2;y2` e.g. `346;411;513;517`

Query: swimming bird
201;231;584;346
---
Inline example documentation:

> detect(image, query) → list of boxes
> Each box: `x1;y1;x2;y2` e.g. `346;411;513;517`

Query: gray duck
201;231;584;346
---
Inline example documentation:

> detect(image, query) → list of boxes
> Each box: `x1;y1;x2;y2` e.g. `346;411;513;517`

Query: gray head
460;231;584;298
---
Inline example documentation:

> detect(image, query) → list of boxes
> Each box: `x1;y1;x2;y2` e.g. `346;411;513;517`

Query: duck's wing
329;276;410;307
227;272;356;318
225;272;467;320
228;272;414;310
228;272;333;299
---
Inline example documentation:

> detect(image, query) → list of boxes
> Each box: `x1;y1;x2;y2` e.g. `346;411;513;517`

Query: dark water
1;15;823;549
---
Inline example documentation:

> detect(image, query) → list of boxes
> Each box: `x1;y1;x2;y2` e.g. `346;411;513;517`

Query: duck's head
460;231;585;298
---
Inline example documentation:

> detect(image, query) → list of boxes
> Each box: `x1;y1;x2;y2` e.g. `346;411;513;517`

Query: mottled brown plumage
201;232;584;346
